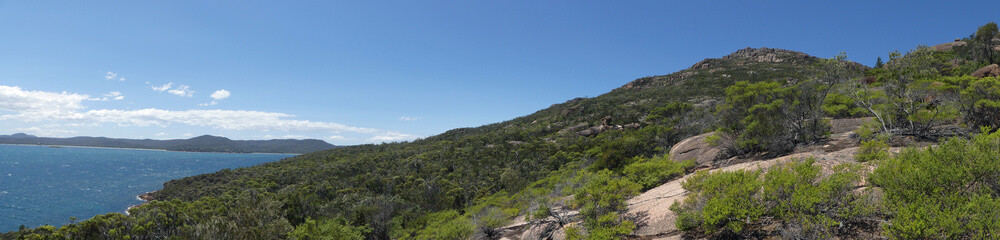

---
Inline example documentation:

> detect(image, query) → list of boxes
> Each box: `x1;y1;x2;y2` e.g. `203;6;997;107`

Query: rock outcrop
624;147;873;240
971;64;1000;78
931;39;967;51
721;47;816;63
689;47;817;70
668;132;724;167
498;121;902;240
559;116;643;137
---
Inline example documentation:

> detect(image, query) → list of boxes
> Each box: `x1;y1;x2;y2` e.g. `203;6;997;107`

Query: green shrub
290;218;369;240
719;80;831;156
622;155;696;190
672;169;764;234
671;159;874;238
871;130;1000;239
939;76;1000;128
823;92;867;118
572;170;641;239
409;210;474;240
855;137;889;162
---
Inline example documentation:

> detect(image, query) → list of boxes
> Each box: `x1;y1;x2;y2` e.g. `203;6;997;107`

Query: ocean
0;144;294;232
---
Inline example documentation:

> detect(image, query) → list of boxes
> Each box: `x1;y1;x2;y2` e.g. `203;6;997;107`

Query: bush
855;137;889;162
671;159;876;238
622;155;696;190
290;218;369;240
572;170;641;239
823;92;867;118
408;210;474;240
871;130;1000;239
719;80;830;156
939;76;1000;128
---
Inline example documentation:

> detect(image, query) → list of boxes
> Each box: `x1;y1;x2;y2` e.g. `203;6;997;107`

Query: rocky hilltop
619;47;866;91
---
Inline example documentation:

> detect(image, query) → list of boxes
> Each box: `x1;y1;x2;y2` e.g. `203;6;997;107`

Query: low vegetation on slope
872;130;1000;239
667;22;1000;240
5;22;1000;240
671;159;876;239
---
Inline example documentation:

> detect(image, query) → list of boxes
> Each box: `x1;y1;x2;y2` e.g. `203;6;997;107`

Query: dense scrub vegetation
671;159;878;239
4;46;842;239
669;22;1000;239
674;129;1000;239
6;22;1000;240
871;130;1000;239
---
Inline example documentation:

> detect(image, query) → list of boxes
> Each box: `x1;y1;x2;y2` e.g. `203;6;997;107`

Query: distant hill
0;133;336;154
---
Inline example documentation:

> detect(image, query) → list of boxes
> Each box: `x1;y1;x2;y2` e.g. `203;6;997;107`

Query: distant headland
0;133;337;154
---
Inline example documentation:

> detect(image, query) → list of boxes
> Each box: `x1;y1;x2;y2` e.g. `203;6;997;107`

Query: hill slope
138;47;864;238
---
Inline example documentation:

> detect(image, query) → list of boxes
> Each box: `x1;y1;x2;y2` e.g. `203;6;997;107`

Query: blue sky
1;1;997;145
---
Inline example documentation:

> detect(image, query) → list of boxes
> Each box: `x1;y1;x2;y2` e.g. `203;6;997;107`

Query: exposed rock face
557;123;589;135
625;147;884;240
931;40;967;51
561;116;641;137
721;47;816;63
668;132;724;167
971;64;1000;78
499;207;580;240
618;47;866;91
688;47;816;70
497;124;910;240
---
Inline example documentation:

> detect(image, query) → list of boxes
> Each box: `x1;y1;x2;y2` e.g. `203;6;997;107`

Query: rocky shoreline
126;191;157;215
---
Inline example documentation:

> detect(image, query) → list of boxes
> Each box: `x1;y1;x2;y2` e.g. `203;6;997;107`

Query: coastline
0;143;302;155
126;191;158;215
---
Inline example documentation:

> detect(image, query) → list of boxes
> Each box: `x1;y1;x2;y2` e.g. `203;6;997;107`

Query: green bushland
623;155;696;190
870;130;1000;239
3;34;879;240
566;170;641;240
671;159;879;239
717;79;832;156
855;136;890;162
822;92;867;118
290;218;369;240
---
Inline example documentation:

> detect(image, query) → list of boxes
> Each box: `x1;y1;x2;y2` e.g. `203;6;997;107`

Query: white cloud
210;89;231;100
89;91;125;101
119;77;126;81
95;91;125;101
167;85;193;97
105;72;118;81
155;132;167;136
399;116;418;121
14;127;76;137
152;82;194;97
367;131;420;143
78;109;379;133
0;85;90;120
198;101;218;106
0;85;414;143
326;135;346;141
151;82;173;92
0;85;380;133
182;133;193;137
261;134;309;139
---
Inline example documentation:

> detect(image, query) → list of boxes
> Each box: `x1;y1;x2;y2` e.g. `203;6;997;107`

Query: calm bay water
0;144;294;232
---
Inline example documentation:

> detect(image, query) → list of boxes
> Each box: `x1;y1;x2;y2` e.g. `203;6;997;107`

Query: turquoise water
0;144;294;232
